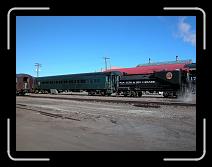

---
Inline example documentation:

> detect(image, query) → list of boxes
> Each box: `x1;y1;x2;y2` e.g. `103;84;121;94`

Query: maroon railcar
16;74;34;95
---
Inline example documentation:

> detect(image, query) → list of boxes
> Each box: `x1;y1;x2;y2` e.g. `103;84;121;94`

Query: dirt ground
16;96;196;151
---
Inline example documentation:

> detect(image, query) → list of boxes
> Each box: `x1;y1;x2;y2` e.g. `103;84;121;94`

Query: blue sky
16;16;196;77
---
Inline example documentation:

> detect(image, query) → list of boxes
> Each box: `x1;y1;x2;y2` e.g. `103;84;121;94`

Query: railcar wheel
106;93;112;96
123;91;128;97
88;91;94;96
101;91;106;96
130;91;137;97
138;92;142;97
163;92;169;98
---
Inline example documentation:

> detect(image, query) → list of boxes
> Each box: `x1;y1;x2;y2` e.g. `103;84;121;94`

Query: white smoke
178;91;196;103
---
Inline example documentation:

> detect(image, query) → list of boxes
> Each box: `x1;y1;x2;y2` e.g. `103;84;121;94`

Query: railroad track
16;104;81;121
16;104;119;124
20;95;196;107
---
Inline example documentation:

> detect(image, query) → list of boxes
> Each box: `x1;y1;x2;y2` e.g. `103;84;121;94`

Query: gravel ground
16;96;196;151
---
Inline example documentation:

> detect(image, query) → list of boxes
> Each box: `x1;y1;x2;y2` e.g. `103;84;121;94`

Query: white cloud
177;17;196;46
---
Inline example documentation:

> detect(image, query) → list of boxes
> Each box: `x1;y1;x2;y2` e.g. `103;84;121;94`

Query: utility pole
103;57;110;71
176;55;179;61
35;63;42;77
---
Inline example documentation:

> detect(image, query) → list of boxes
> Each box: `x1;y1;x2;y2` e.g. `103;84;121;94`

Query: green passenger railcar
35;71;121;95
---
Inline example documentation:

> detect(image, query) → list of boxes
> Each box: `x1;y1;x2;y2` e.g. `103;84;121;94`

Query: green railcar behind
35;71;121;95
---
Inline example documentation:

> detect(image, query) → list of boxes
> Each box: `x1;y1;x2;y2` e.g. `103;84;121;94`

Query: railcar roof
185;63;196;69
36;71;122;79
16;74;33;77
106;63;189;75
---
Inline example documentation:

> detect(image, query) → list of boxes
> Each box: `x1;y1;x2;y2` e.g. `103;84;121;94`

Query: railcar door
23;77;29;89
105;74;112;95
112;74;119;91
106;73;120;94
